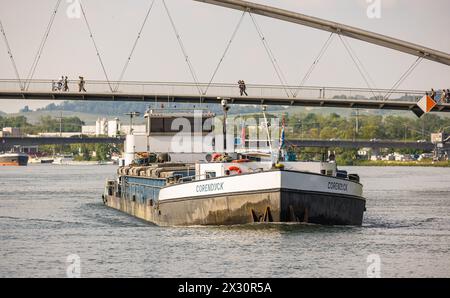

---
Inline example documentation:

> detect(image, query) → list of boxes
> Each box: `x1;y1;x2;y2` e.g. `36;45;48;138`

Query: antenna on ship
125;112;140;135
144;106;153;152
221;98;230;154
125;111;140;163
261;105;275;165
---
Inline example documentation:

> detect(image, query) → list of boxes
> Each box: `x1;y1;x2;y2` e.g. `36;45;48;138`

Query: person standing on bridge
430;88;436;100
78;76;86;92
238;80;248;96
63;76;69;92
58;76;64;91
440;88;448;103
242;80;248;96
441;89;448;103
446;89;450;103
443;89;447;103
51;80;57;92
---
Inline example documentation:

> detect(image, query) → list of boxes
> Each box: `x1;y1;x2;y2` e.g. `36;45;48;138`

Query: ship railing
126;180;165;189
179;173;210;183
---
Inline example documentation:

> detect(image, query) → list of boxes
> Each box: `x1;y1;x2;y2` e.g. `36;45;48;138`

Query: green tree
0;115;30;129
36;115;85;133
94;144;112;161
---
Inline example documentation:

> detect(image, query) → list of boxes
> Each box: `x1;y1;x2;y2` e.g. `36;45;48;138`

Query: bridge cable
204;11;246;96
384;56;423;100
24;0;62;91
249;12;293;98
79;0;113;92
0;19;23;90
384;56;423;101
340;35;381;99
293;32;335;98
114;0;156;92
338;34;378;99
162;0;203;96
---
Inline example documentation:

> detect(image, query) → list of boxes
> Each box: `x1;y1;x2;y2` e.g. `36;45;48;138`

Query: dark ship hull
104;170;365;226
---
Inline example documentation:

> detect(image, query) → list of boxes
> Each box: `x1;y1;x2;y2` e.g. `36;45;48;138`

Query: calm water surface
0;165;449;277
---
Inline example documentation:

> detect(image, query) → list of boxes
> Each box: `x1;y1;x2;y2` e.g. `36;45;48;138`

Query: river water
0;165;449;278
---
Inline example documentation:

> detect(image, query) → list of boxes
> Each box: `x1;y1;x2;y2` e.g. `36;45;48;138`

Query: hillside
8;100;448;125
30;100;390;118
30;100;289;121
8;105;429;126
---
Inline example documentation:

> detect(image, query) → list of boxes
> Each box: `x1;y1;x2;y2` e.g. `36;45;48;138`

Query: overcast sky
0;0;449;113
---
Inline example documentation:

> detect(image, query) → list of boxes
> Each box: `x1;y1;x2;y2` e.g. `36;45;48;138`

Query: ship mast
144;106;153;152
261;105;276;165
221;99;230;153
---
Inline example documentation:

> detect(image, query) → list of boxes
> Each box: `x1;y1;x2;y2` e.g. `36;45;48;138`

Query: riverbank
349;160;450;167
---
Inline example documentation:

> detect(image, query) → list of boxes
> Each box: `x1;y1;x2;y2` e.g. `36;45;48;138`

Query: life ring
212;153;222;161
228;166;242;175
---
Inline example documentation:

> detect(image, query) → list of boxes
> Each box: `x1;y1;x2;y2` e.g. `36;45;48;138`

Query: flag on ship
279;117;286;150
241;121;246;147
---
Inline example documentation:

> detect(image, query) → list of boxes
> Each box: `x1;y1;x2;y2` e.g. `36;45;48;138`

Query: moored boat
0;152;29;166
29;156;54;164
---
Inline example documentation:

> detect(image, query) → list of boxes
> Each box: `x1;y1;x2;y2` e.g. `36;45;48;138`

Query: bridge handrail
0;79;426;97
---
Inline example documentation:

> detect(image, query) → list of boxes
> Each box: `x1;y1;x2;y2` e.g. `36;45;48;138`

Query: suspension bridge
0;0;449;114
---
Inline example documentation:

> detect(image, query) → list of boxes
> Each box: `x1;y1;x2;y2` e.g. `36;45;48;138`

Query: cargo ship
102;108;366;226
0;152;29;166
103;155;365;226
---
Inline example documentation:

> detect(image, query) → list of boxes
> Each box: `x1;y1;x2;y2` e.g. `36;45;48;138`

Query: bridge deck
1;80;448;112
0;80;450;112
1;91;449;112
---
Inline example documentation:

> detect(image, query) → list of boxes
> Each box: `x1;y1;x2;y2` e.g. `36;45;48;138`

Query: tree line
36;101;284;116
0;115;84;134
2;112;450;141
283;112;450;141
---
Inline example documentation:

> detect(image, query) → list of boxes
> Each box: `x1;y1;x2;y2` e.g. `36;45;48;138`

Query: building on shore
0;127;23;137
82;118;146;137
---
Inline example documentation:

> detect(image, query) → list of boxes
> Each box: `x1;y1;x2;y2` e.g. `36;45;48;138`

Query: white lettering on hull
327;182;348;192
196;182;224;193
